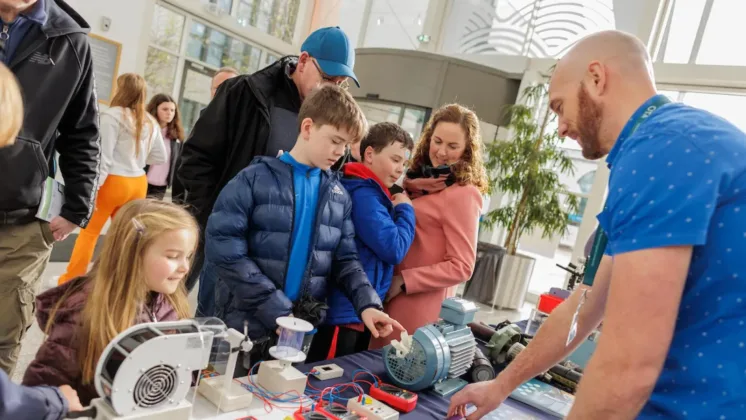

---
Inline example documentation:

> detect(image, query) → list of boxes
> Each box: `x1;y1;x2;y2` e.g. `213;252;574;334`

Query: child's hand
360;308;404;338
392;193;412;207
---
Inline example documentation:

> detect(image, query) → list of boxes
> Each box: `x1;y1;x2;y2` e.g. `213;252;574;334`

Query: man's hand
392;193;411;207
360;308;404;339
448;380;509;420
385;275;405;302
49;216;77;242
59;385;83;411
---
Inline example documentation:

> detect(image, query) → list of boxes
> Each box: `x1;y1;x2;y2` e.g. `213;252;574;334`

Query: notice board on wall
88;33;122;105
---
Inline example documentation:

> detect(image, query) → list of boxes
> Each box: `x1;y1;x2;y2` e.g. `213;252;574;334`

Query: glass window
236;0;256;28
363;0;429;49
186;22;259;73
265;53;278;66
682;91;746;133
660;0;707;63
358;101;402;125
696;0;746;66
150;5;185;52
401;108;426;141
144;47;178;98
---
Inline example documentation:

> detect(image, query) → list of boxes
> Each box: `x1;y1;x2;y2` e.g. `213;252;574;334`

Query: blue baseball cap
301;26;360;87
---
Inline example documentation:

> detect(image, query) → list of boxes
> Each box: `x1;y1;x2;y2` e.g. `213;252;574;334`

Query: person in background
178;26;358;294
57;73;167;284
146;94;185;201
450;30;746;420
0;61;84;420
24;200;196;405
205;85;401;350
307;122;416;362
211;66;238;99
0;0;100;376
371;104;487;349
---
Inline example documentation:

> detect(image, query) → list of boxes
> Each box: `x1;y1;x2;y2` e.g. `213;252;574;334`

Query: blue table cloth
296;350;554;419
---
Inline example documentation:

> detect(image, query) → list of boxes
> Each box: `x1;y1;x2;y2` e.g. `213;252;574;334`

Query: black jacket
0;0;100;227
177;56;301;226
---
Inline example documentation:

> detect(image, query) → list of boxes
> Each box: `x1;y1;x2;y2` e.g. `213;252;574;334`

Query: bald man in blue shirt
451;30;746;420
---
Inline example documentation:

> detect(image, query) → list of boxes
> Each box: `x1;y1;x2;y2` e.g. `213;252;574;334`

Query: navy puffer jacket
205;156;382;339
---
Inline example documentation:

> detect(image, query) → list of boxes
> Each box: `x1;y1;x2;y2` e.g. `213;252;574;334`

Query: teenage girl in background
371;104;488;348
146;94;185;200
58;73;167;284
23;199;197;405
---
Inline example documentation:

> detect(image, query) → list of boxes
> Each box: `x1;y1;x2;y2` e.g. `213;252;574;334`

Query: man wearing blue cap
177;26;360;313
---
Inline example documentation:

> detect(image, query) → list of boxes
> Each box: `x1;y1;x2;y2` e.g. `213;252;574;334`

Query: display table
187;350;556;419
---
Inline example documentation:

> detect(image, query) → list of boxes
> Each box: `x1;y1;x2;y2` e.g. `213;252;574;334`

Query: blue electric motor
383;298;479;397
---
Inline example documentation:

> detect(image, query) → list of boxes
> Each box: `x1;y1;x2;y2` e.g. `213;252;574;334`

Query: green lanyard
582;95;671;287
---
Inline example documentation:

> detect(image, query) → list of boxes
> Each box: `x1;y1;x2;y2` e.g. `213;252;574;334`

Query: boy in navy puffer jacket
204;85;403;346
307;122;416;362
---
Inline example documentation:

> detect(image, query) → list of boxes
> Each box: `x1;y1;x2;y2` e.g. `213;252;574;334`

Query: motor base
257;360;307;395
198;375;254;412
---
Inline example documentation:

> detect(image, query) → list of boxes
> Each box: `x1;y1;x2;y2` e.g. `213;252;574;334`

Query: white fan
91;320;214;419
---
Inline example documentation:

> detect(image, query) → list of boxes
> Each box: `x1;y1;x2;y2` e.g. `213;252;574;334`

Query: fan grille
133;364;178;408
385;340;427;384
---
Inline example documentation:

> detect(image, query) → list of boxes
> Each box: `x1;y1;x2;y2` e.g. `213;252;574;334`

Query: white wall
66;0;156;76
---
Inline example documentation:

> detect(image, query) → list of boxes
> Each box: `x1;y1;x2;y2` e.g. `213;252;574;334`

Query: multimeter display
379;384;416;399
370;383;418;413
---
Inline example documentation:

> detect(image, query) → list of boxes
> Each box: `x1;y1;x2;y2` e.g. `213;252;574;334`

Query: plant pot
491;253;536;310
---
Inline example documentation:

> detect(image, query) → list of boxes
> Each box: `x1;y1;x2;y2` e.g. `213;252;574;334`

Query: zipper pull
0;25;9;49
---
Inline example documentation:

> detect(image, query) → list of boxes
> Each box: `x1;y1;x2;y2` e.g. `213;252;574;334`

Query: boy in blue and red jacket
307;122;416;362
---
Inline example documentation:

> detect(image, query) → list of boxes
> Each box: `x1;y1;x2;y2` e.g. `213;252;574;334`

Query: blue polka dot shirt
598;95;746;419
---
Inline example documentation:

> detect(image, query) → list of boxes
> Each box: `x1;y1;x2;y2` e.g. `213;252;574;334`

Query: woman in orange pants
59;74;166;284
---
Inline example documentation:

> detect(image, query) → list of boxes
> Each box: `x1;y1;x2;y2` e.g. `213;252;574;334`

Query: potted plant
481;82;580;309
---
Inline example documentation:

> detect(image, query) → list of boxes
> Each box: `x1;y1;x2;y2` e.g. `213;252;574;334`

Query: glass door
179;61;215;134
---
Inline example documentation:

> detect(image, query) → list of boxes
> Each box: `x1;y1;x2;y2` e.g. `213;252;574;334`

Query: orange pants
58;175;147;284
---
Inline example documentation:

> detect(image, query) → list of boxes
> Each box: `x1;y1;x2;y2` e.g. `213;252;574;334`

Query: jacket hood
248;56;299;109
45;0;90;36
342;163;392;199
35;277;90;331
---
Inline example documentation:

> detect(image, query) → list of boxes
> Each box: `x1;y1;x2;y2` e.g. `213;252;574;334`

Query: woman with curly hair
371;103;488;348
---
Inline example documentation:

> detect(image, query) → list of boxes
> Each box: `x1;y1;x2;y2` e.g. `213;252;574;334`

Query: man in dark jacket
178;26;359;298
0;0;100;376
205;85;401;342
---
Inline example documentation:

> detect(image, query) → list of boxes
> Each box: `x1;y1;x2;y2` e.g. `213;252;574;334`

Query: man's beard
576;85;605;160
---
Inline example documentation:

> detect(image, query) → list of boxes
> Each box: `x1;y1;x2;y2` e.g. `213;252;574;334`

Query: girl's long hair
147;93;185;140
409;103;489;193
45;200;198;384
110;73;153;157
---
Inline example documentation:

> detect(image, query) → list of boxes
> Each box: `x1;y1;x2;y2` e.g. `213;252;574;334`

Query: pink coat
371;184;482;348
